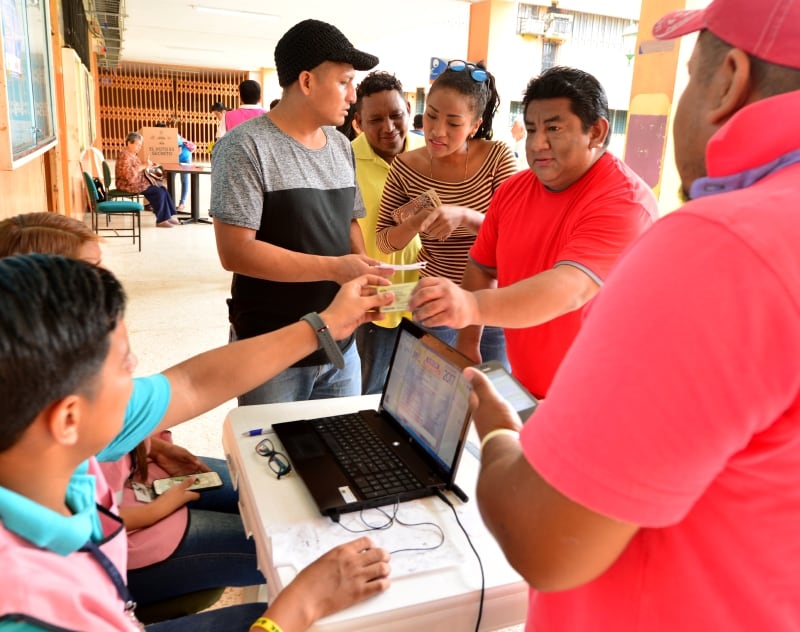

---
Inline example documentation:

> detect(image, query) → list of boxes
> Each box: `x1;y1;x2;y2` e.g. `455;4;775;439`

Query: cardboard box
139;127;180;163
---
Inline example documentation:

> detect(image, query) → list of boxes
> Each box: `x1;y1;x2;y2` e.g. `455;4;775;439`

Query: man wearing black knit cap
210;20;392;405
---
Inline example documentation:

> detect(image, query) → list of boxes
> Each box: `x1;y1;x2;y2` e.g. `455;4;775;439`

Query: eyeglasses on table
255;437;293;479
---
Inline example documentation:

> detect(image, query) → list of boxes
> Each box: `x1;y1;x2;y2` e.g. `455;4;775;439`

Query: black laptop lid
378;319;473;483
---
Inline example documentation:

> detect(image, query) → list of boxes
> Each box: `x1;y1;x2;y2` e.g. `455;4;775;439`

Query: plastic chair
103;159;142;203
83;172;144;251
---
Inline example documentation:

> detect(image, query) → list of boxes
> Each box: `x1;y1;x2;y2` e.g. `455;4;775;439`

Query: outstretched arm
153;274;394;433
465;367;638;591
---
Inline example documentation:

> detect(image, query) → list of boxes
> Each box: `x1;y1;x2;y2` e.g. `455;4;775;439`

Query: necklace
430;140;469;181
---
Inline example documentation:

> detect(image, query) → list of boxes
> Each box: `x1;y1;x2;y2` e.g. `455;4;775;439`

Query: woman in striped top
376;61;517;363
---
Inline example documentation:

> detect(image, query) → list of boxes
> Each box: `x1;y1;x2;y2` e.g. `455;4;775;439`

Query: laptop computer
273;318;474;521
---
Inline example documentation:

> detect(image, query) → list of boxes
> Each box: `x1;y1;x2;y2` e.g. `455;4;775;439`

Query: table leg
179;172;212;225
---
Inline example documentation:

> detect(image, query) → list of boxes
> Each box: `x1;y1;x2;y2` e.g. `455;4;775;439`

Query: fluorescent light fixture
191;5;278;20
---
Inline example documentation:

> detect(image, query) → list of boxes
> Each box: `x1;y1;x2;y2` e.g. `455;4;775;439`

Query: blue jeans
126;457;262;606
233;327;361;405
179;171;189;206
422;324;510;370
146;602;267;632
356;322;400;395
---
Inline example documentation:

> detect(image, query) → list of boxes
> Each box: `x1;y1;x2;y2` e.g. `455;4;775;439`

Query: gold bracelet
480;428;519;451
251;617;283;632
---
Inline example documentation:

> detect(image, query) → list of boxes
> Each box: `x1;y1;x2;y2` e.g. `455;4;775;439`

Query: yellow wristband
480;428;519;451
251;617;283;632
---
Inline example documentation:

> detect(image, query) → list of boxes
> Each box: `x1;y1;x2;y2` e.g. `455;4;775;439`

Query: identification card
377;282;417;312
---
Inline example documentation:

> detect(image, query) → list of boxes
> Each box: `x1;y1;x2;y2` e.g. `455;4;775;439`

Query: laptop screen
380;324;472;473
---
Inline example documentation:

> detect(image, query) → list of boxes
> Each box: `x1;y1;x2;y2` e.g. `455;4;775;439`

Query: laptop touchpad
282;431;326;460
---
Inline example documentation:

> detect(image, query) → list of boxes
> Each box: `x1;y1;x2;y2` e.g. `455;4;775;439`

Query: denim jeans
422;324;510;370
234;329;362;405
179;171;189;206
126;457;263;606
146;602;267;632
356;322;400;395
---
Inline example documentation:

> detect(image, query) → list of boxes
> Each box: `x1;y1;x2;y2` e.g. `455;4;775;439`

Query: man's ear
709;48;752;125
297;70;314;96
589;117;610;149
46;396;82;447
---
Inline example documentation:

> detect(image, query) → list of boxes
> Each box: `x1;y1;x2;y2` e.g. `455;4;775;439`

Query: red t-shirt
521;92;800;630
470;153;657;397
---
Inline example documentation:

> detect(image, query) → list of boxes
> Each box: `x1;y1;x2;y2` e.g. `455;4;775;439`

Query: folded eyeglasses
255;437;292;479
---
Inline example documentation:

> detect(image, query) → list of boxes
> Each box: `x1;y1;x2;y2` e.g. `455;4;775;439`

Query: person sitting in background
216;79;267;138
155;122;196;212
115;132;179;228
0;252;394;631
411;113;424;135
0;211;262;614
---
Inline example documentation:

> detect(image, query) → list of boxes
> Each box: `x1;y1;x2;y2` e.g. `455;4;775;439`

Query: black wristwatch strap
300;312;345;370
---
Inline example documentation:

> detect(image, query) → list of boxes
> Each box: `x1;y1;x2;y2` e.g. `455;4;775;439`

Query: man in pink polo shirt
463;0;800;630
216;79;267;138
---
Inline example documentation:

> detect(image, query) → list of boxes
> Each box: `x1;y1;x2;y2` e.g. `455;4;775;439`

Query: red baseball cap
652;0;800;70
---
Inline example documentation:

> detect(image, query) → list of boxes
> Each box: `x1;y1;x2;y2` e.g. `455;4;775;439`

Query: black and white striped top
377;141;517;283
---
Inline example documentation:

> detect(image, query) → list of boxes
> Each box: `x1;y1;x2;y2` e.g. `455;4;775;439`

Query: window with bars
609;109;628;135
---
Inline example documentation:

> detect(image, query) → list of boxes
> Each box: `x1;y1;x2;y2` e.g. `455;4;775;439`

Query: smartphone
152;471;224;495
477;361;539;421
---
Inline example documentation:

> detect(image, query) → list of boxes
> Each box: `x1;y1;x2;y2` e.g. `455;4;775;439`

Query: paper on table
270;502;463;578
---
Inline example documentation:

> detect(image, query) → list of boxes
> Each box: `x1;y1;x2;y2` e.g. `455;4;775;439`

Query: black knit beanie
274;19;379;87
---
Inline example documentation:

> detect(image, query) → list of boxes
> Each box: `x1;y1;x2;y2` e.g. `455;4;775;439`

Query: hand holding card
377;282;418;312
391;189;442;224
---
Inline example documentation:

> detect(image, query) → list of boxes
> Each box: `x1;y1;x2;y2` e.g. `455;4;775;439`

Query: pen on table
242;428;268;437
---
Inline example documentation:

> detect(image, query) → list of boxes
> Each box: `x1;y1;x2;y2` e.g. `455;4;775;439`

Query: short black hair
413;113;423;129
522;66;610;148
0;255;126;452
239;79;262;105
355;71;404;112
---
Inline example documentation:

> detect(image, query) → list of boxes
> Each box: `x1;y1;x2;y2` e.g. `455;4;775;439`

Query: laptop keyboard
311;413;420;499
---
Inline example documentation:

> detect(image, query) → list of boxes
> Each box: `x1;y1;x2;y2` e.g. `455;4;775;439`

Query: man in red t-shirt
410;67;657;398
458;1;800;630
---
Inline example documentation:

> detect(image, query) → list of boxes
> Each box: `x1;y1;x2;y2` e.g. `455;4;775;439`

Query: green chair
103;159;142;203
83;171;144;251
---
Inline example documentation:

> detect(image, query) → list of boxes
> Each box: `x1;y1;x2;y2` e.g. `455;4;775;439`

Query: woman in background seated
155;122;196;211
115;131;180;228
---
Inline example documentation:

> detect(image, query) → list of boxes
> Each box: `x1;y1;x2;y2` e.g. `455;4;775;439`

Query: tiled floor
100;208;523;630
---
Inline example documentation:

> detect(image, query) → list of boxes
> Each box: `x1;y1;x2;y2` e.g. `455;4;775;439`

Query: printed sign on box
139;127;179;163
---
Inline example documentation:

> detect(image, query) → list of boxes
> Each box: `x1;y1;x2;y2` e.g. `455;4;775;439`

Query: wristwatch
300;312;345;370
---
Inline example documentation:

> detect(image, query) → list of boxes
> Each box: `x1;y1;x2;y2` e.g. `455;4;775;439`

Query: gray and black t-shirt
210;115;365;366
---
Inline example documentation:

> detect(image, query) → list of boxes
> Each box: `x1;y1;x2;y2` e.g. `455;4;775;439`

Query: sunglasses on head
446;60;488;83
